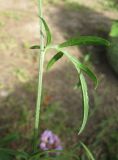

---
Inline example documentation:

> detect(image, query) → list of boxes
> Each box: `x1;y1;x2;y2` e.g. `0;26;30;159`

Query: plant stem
33;0;45;152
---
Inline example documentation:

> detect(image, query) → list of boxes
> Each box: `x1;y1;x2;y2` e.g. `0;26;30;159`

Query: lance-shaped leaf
58;36;110;48
67;53;97;88
40;17;52;46
53;49;90;134
74;59;98;89
30;45;40;49
56;49;98;88
48;48;96;134
80;142;95;160
78;74;89;135
47;52;64;70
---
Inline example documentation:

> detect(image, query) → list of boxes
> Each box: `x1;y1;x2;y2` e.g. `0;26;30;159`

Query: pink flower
40;130;63;155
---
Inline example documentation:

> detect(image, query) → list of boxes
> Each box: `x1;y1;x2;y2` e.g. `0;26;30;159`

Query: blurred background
0;0;118;159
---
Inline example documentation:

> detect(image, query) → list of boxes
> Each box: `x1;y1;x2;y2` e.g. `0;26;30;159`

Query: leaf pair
31;18;110;50
46;47;95;135
31;35;110;51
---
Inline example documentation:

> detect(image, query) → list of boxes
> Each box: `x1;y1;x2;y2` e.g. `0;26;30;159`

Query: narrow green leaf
57;49;98;88
78;74;89;135
30;45;40;49
0;148;29;159
80;142;95;160
58;36;110;48
47;52;64;70
40;17;52;46
49;47;96;134
68;53;98;88
0;133;20;147
75;61;98;89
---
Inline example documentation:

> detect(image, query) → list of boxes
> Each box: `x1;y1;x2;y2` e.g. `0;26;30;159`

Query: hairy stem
33;0;45;151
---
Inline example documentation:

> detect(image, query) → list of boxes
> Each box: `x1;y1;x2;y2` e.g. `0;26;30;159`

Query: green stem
33;0;45;152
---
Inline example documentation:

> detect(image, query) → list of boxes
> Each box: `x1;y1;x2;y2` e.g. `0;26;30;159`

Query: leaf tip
78;128;83;135
94;78;99;90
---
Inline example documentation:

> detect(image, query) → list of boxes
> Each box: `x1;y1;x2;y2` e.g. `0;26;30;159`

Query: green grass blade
0;148;29;159
0;133;20;147
80;142;95;160
40;17;52;46
58;36;110;48
78;74;89;135
47;52;64;70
